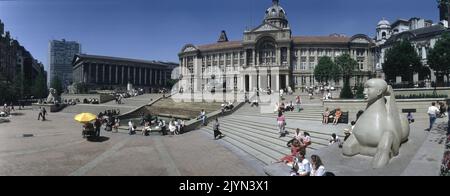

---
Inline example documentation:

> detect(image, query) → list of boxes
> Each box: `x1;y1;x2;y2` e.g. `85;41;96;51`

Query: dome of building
265;0;287;20
377;18;391;29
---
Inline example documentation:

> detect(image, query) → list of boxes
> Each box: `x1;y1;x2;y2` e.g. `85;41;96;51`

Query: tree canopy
383;40;424;83
428;32;450;86
336;54;357;99
50;76;63;96
314;56;341;83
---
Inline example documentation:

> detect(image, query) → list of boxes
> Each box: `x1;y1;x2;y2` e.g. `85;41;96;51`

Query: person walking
277;111;287;137
113;118;120;133
198;109;207;126
323;108;330;124
427;102;440;131
37;107;43;121
94;118;102;137
42;107;47;121
128;120;135;135
213;118;225;140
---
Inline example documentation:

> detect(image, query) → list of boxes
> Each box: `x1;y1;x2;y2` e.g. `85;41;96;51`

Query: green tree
428;32;450;87
314;56;341;83
355;84;365;99
336;54;357;99
12;73;24;99
167;79;179;89
73;82;88;94
50;76;63;96
32;73;48;98
383;40;424;84
0;73;9;103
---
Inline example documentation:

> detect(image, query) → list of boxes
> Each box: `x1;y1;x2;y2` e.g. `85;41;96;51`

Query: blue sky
0;0;439;72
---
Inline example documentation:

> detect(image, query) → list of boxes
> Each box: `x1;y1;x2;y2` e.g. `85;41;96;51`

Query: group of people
2;103;16;117
82;118;103;138
128;117;186;136
82;98;100;104
63;99;79;105
322;108;343;125
273;128;329;176
221;102;235;114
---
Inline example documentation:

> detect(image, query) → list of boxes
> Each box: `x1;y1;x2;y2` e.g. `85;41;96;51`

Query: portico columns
286;74;290;89
275;75;280;91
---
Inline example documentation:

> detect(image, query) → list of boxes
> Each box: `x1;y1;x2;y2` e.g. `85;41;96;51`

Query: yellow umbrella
74;113;97;123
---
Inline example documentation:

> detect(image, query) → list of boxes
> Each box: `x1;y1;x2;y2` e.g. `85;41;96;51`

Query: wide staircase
197;104;336;165
235;103;324;122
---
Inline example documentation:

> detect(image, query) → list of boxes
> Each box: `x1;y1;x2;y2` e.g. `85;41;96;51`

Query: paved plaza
0;108;260;176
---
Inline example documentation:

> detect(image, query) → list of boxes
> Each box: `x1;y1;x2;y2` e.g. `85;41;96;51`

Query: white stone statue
46;88;61;104
343;79;410;168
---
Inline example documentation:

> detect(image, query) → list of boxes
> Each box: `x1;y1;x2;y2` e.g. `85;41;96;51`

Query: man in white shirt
427;102;440;131
292;151;311;176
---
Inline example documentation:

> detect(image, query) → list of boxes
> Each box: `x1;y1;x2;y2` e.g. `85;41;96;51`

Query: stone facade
72;54;177;91
0;19;46;94
179;0;375;94
49;39;81;87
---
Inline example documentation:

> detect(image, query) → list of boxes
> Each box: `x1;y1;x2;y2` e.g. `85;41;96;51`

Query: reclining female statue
343;79;410;168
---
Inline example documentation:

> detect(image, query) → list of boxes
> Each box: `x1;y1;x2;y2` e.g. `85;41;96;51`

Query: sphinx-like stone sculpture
46;88;61;104
343;79;410;168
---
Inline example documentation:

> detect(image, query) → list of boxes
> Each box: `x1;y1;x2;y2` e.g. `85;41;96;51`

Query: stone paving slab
0;108;259;176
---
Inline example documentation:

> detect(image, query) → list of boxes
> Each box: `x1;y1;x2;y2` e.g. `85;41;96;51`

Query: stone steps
213;121;326;150
200;128;277;165
197;112;336;165
235;105;324;121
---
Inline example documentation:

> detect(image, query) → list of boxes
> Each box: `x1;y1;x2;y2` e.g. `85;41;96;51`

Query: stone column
275;75;280;91
277;48;281;65
95;64;99;84
145;68;148;85
150;69;153;85
286;74;290;89
138;67;141;85
109;65;112;84
160;70;163;86
87;63;91;83
81;64;85;83
114;65;118;84
251;50;255;66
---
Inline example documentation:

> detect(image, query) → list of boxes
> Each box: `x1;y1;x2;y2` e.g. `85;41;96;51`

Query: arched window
271;9;277;16
257;38;276;66
382;32;387;39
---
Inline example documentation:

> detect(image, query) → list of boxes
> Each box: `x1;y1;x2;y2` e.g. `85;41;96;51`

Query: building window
246;49;253;66
300;57;307;70
259;42;276;66
356;49;365;57
300;49;307;56
318;49;324;57
309;49;316;56
281;47;288;64
292;56;298;70
309;57;316;70
213;54;218;66
240;52;245;66
357;58;365;70
219;54;225;66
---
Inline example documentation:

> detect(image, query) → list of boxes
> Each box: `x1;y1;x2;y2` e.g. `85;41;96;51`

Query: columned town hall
179;0;375;94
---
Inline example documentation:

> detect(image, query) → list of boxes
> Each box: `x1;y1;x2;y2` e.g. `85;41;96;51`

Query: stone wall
394;87;450;97
61;94;115;104
324;98;448;122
